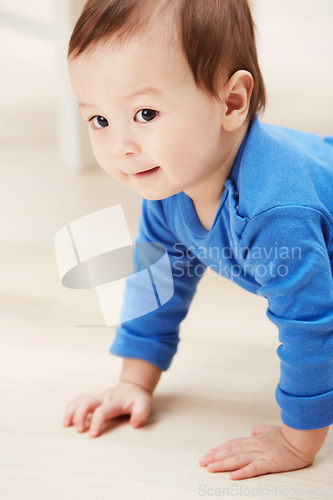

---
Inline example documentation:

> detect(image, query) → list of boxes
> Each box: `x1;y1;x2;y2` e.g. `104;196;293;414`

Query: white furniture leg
55;0;96;171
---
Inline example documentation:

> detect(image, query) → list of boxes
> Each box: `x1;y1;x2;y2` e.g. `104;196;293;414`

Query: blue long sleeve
110;198;205;370
240;206;333;429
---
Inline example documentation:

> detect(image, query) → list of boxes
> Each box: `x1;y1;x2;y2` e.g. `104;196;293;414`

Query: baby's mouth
133;166;160;177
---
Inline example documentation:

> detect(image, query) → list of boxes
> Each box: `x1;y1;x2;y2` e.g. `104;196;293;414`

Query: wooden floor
1;3;332;499
1;252;333;499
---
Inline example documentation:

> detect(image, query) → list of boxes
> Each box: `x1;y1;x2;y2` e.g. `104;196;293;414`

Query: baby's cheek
88;131;109;163
99;160;127;184
159;137;189;169
90;144;112;174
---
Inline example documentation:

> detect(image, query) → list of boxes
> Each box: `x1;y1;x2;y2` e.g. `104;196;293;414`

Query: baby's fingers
230;459;273;480
206;452;255;473
89;401;124;437
201;437;249;459
200;442;247;467
72;398;103;432
201;446;273;480
63;401;80;427
129;395;151;428
63;396;101;429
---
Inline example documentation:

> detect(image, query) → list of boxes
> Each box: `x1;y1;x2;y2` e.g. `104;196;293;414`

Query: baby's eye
135;109;159;123
90;115;109;129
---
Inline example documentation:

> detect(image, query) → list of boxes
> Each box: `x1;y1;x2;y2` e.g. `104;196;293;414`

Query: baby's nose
112;142;140;159
111;128;141;159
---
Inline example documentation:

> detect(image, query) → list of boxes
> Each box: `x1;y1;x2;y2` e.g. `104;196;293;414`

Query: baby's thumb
251;424;272;437
130;397;151;428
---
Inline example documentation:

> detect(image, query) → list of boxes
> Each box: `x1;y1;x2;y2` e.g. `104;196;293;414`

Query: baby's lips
132;166;160;176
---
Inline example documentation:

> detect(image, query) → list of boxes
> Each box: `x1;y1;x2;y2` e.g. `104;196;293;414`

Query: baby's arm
63;358;161;436
200;423;329;480
63;199;204;437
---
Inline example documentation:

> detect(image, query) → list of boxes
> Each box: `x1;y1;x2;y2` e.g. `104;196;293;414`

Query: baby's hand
62;381;152;437
199;425;314;480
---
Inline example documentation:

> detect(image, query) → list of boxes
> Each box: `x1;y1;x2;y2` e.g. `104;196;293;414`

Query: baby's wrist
120;358;162;394
281;423;329;458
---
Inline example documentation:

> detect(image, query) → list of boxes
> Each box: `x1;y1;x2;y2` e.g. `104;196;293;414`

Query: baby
63;0;333;480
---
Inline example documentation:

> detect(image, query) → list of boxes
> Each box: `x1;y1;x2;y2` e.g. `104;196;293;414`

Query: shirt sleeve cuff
109;329;178;371
275;385;333;430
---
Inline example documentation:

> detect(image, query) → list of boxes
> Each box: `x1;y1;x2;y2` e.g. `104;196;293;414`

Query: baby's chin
140;187;183;202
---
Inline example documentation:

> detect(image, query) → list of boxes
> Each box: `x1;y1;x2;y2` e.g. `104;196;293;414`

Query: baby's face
69;35;228;201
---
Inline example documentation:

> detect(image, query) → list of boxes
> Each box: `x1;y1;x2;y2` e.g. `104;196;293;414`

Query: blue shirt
111;116;333;431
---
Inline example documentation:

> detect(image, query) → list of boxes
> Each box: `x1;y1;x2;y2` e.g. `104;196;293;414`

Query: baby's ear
221;70;254;131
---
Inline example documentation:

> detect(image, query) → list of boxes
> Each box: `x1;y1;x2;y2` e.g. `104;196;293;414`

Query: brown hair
68;0;266;119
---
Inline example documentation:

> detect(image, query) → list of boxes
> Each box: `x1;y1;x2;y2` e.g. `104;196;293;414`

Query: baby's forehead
69;32;192;102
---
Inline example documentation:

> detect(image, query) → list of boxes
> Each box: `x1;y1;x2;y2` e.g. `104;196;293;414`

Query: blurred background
0;0;332;325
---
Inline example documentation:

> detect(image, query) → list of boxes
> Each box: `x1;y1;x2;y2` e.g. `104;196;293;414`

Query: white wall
252;0;333;133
